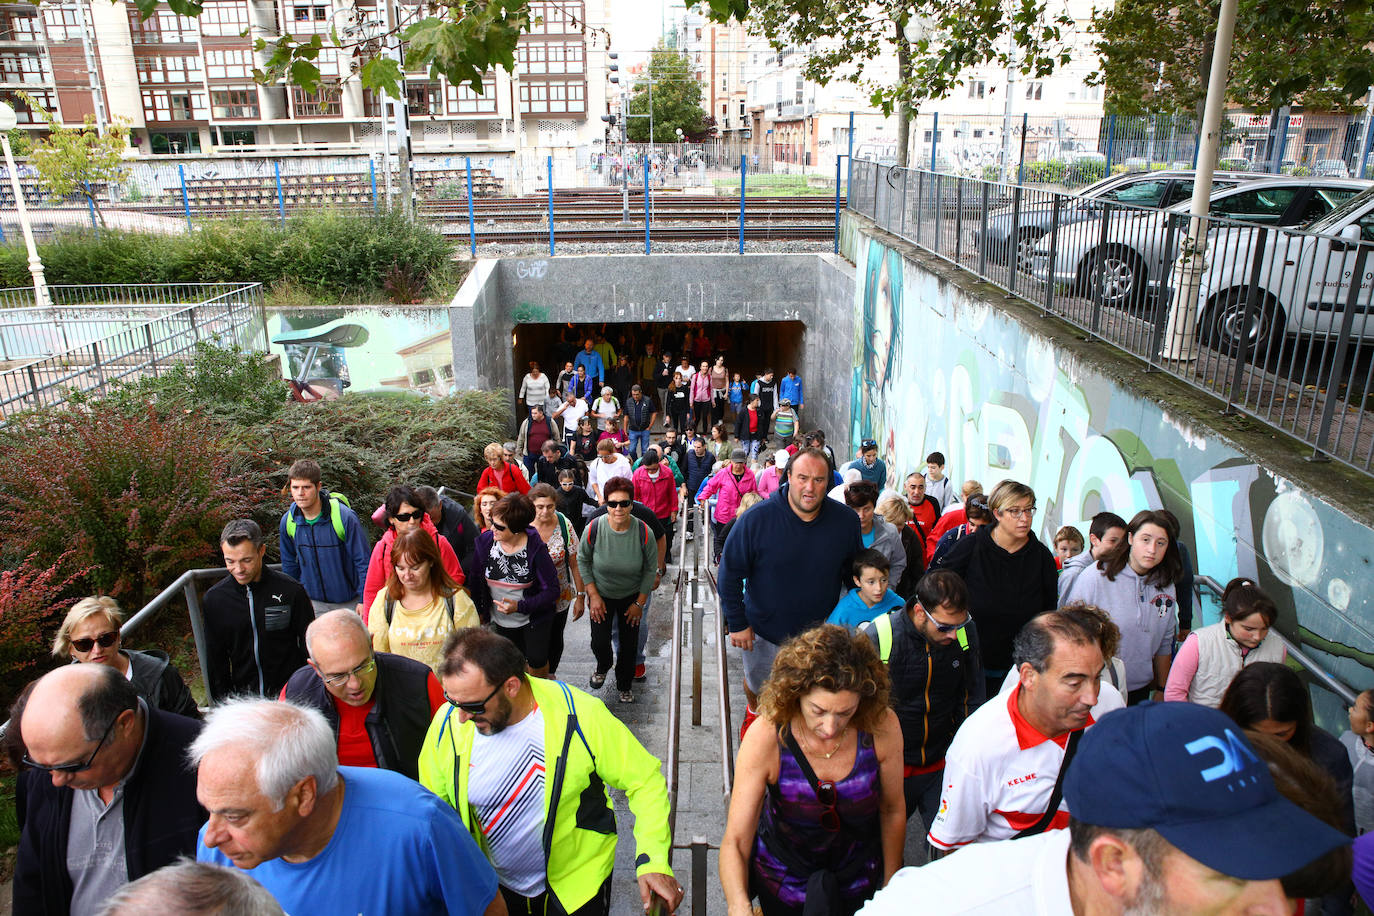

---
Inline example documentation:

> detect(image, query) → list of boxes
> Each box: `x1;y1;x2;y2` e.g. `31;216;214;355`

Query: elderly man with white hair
194;698;505;915
98;860;283;916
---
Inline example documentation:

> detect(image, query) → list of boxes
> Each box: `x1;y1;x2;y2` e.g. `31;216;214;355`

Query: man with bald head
279;609;444;779
13;664;203;916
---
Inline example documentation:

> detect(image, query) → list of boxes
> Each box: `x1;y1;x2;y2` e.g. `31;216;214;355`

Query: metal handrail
1193;574;1358;706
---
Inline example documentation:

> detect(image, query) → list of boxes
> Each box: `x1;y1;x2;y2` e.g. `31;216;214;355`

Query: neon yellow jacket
418;676;673;911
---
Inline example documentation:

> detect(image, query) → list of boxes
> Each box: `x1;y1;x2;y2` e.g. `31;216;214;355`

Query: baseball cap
730;448;747;462
1064;702;1350;881
780;398;791;406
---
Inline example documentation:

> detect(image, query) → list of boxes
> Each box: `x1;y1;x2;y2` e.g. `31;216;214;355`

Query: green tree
1091;0;1374;119
700;0;1076;167
624;49;711;143
19;93;129;228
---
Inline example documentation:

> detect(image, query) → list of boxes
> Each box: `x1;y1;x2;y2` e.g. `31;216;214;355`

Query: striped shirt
469;705;547;895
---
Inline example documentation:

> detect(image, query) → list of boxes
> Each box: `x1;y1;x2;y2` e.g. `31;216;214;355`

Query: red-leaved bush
0;550;90;708
0;402;269;605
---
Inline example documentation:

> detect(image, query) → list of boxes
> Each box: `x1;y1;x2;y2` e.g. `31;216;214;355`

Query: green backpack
285;491;352;542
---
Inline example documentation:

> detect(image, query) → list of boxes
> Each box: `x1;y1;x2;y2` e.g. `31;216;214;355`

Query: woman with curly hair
720;624;905;916
472;486;504;532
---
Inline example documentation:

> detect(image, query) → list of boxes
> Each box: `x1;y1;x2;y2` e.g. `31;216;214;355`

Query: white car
1194;184;1374;356
1029;177;1370;308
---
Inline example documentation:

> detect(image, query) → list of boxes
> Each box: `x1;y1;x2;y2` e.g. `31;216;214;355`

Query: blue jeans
628;428;652;460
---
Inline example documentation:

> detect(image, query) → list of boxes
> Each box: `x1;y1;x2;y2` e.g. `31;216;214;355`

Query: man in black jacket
204;519;314;702
14;664;203;916
683;436;714;539
415;486;478;588
280;610;444;780
860;570;984;836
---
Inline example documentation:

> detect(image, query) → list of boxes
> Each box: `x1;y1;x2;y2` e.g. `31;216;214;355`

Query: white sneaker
685;531;695;541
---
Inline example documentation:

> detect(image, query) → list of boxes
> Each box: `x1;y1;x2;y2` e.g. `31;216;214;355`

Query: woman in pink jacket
690;360;714;435
696;448;760;563
363;484;464;620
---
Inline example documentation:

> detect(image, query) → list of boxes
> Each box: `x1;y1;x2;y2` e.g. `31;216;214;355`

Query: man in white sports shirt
927;606;1125;853
861;701;1351;915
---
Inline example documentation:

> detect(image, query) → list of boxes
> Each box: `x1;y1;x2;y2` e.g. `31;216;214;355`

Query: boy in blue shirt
828;548;904;630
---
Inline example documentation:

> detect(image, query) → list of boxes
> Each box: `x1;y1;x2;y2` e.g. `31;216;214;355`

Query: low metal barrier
0;282;266;418
849;159;1374;476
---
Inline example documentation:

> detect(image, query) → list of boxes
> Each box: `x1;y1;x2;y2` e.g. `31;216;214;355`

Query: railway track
474;223;836;242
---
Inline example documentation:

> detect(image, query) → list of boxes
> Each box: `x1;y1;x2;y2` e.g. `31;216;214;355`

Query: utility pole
602;52;628;222
1160;0;1240;361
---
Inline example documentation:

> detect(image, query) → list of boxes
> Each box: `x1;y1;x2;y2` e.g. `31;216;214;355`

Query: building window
137;55;204;84
519;78;585;114
406;81;441;115
41;7;82;40
794;73;803;105
527;0;583;35
516;40;584;75
206;49;253;80
0;88;52;123
211;88;258;118
446;78;498;114
0;52;48;85
149;130;202;154
1025;81;1043;101
968;80;985;99
0;11;39;41
199;2;250;36
293;5;328;20
216;127;257;146
291;82;341;117
142;89;207;121
128;9;198;42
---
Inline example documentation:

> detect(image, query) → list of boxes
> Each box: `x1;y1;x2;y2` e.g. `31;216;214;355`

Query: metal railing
0;282;267;418
849;160;1374;475
1193;574;1358;706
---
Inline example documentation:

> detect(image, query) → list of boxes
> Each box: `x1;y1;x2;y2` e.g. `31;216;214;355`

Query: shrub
0;550;89;708
0;403;267;604
0;211;457;301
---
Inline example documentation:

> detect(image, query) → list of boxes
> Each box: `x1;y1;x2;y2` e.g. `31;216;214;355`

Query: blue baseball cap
1064;702;1351;881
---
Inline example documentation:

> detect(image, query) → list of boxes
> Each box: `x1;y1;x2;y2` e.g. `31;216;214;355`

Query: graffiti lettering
516;260;549;280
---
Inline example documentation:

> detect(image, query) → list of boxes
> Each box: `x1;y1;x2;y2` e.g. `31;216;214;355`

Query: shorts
741;632;783;694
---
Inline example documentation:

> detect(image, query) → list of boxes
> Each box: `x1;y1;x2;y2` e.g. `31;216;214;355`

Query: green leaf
288;59;321;91
129;0;160;20
164;0;204;17
360;57;405;99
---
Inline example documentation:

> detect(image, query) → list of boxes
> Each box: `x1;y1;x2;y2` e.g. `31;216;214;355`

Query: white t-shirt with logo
859;828;1073;915
928;683;1124;850
468;705;547;895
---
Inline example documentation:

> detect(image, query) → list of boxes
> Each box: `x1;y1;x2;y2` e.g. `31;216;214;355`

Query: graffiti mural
266;305;454;397
850;235;1374;713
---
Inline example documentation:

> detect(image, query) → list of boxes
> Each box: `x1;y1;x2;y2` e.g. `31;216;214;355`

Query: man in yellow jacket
419;628;682;916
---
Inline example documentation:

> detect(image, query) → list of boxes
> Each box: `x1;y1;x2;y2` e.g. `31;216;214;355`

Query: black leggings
589;594;640;690
500;875;612;916
495;614;555;669
547;608;570;676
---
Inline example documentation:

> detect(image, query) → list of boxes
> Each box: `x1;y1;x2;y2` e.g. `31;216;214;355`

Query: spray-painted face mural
851;234;1374;721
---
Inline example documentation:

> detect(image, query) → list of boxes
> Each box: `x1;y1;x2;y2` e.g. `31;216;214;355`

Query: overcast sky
605;0;686;66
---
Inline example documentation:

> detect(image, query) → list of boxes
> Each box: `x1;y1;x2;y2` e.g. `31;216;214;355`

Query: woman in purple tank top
719;625;906;916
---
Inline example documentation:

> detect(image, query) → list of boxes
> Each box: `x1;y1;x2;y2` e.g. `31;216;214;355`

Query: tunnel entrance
511;321;807;411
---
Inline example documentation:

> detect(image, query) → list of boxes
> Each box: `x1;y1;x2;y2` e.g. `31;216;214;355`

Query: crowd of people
7;322;1373;916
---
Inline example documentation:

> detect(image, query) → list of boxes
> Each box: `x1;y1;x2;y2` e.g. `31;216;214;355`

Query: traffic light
601;114;617;126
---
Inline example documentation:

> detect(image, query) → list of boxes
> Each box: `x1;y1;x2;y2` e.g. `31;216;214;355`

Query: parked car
1028;177;1369;307
1314;159;1351;178
1194;184;1374;356
971;169;1265;273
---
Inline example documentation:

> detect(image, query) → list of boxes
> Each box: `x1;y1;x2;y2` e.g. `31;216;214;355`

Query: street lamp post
0;103;49;308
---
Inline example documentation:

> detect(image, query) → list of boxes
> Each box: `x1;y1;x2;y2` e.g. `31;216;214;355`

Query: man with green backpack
279;458;372;615
858;569;984;838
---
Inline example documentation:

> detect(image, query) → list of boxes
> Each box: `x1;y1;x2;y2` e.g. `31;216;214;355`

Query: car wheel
1094;247;1146;307
1202;288;1285;360
1015;230;1045;274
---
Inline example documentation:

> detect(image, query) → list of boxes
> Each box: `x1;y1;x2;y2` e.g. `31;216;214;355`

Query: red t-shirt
328;673;446;769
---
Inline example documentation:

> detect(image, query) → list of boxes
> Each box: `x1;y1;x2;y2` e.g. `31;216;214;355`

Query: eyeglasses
446;682;503;715
816;779;841;832
319;656;377;688
23;712;120;774
925;609;973;634
392;510;423;522
70;631;119;653
1000;506;1036;519
490;521;508;532
605;499;632;508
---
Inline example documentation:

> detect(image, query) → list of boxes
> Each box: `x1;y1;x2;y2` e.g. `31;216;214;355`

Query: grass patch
713;174;834;196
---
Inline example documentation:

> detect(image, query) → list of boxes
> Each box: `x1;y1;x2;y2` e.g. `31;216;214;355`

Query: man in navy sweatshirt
718;447;862;735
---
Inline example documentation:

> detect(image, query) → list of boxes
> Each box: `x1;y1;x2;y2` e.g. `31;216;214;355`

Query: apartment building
0;0;612;164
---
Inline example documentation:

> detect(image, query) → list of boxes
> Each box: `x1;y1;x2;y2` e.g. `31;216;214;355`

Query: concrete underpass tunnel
511;321;807;420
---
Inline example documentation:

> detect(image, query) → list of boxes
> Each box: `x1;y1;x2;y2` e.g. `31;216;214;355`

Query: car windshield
1308;185;1374;233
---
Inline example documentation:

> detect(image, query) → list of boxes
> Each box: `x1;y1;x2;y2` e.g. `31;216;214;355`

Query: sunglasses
319;656;377;688
392;510;423;522
70;631;119;653
491;521;508;531
605;499;632;508
816;779;841;832
446;682;503;715
23;713;120;774
925;609;973;633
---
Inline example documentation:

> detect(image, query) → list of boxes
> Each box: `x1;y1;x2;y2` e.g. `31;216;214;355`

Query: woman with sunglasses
720;624;904;916
929;480;1058;700
576;476;658;704
367;528;478;672
469;492;561;677
529;482;587;677
361;484;464;622
53;596;199;717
